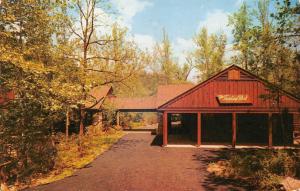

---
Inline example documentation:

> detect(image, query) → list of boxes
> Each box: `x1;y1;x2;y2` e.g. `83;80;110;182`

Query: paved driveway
31;132;250;191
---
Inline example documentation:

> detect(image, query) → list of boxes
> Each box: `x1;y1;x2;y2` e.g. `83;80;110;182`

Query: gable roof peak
158;64;300;109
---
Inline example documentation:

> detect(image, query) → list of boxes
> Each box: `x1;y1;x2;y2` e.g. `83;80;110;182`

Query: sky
110;0;256;60
102;0;297;80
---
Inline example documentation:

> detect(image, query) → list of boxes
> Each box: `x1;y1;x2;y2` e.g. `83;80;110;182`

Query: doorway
167;113;197;144
236;114;268;145
201;113;232;145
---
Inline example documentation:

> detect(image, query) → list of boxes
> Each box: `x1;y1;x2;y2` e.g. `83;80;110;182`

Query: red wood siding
215;70;255;81
159;66;300;112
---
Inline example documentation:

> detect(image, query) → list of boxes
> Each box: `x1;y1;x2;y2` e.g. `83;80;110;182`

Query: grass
28;128;124;187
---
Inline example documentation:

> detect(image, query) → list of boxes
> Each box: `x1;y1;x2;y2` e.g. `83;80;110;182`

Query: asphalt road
29;132;250;191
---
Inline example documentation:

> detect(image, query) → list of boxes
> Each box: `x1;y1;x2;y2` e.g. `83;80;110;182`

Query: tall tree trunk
65;108;70;141
79;107;84;136
78;106;85;156
79;40;88;138
51;122;55;147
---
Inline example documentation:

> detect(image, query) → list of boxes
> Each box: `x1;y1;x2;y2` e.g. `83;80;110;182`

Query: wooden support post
197;112;201;146
232;112;236;148
116;111;120;126
163;111;168;146
268;113;273;148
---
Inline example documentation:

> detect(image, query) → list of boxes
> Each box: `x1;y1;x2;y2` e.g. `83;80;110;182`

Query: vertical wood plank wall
165;80;299;110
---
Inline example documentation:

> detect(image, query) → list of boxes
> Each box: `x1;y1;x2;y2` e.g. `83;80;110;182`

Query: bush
101;101;117;130
0;100;57;186
213;149;298;190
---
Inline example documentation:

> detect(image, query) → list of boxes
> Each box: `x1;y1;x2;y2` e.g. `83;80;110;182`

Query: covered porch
162;111;294;148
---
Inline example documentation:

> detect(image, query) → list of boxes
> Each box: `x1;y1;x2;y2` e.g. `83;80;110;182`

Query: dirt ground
29;132;251;191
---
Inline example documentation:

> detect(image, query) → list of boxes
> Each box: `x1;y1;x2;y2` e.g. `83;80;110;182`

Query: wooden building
85;86;114;127
101;65;300;147
109;84;193;129
158;65;300;147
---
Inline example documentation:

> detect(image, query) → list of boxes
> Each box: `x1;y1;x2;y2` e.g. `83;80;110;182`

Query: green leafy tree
228;1;253;70
0;0;81;188
271;0;300;95
153;30;191;84
230;0;299;145
193;27;226;81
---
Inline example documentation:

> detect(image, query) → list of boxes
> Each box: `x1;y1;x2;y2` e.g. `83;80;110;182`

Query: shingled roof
155;84;194;108
108;84;194;110
86;86;113;109
109;96;157;110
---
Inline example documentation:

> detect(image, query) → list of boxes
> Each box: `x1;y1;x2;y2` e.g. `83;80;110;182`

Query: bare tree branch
76;0;87;19
86;56;120;61
69;24;84;41
85;68;115;74
86;0;95;49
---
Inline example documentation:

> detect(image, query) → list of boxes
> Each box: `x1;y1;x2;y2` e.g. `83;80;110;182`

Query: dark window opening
168;113;197;144
237;114;268;145
272;113;293;146
201;113;232;144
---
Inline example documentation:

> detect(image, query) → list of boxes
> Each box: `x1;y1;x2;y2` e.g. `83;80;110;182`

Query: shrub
0;100;57;186
216;149;298;190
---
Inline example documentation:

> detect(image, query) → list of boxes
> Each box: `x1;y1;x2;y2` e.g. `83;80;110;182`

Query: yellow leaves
29;131;124;187
0;49;48;75
0;31;14;39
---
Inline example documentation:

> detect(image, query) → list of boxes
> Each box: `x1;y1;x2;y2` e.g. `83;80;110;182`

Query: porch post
232;112;236;148
197;112;201;146
163;111;168;146
268;113;273;148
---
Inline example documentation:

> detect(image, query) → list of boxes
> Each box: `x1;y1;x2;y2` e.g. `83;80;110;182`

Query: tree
229;0;299;144
0;0;79;187
193;27;226;81
247;0;298;94
229;0;299;94
152;30;191;84
228;1;253;70
271;0;300;95
98;24;144;93
67;0;142;137
252;0;275;77
159;30;174;83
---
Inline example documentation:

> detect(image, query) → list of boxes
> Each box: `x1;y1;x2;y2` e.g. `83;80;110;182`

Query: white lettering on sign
217;95;251;104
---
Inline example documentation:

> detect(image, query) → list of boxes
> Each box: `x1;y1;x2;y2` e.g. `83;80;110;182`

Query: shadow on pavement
150;135;162;146
193;149;255;191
